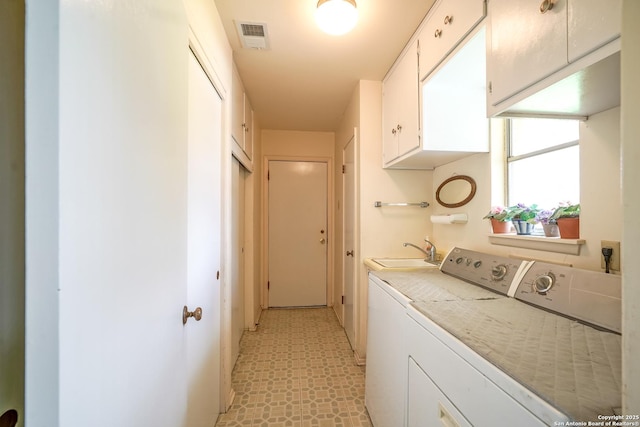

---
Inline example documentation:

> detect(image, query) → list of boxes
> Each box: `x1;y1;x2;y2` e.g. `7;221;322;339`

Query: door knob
539;0;554;13
183;306;203;325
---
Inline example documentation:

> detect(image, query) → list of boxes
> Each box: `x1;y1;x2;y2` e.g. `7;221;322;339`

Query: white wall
432;107;622;271
621;0;640;413
0;1;25;424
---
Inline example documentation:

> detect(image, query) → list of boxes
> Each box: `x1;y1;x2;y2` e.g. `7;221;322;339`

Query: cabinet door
568;0;621;62
396;38;420;157
231;65;245;146
365;277;407;427
487;0;567;105
407;358;472;427
243;98;253;160
419;0;485;78
382;68;400;164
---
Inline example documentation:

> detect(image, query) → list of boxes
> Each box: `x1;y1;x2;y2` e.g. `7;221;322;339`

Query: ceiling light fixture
315;0;358;36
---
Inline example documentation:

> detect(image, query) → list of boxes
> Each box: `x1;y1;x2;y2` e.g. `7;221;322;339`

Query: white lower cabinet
365;275;410;427
405;308;548;427
407;358;471;427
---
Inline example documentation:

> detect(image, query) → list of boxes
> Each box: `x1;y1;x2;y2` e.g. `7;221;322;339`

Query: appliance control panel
515;262;621;333
440;247;527;296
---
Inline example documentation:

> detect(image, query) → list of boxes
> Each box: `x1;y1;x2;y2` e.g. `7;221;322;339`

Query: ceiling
214;0;436;131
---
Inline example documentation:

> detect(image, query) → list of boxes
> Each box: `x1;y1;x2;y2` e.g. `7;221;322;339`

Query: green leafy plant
483;206;509;222
550;202;580;220
506;203;541;224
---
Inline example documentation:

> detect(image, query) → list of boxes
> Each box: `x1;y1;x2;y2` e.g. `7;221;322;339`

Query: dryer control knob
533;273;555;294
491;264;508;281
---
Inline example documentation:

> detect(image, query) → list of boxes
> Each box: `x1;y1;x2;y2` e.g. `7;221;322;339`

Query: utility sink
367;258;440;270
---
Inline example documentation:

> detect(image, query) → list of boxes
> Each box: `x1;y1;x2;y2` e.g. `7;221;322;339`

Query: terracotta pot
490;219;511;234
556;217;580;239
512;219;534;235
542;223;560;237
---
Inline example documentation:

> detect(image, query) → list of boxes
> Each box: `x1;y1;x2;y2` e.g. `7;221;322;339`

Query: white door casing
268;160;328;307
186;50;222;426
230;157;246;368
343;135;356;347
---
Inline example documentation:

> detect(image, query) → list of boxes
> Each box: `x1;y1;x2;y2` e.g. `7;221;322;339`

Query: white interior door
268;160;328;307
343;136;356;347
186;50;222;426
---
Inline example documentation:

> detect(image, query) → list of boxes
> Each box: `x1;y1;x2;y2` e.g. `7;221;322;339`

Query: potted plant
506;203;540;235
536;208;560;237
483;206;511;234
550;202;580;239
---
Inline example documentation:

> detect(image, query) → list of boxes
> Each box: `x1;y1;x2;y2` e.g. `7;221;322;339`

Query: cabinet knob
434;28;442;38
539;0;554;13
346;250;354;257
444;15;453;25
396;124;402;132
391;128;397;135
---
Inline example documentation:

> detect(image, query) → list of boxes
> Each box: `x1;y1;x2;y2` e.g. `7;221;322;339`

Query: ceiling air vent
236;21;271;50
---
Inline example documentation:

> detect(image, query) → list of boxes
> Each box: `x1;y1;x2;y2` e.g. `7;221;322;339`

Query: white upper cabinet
382;38;420;166
487;0;621;117
383;0;487;170
419;0;486;79
231;63;253;169
487;0;568;106
568;0;622;62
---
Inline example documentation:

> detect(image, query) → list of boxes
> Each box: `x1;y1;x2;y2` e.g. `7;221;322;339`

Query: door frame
341;131;358;346
262;155;334;310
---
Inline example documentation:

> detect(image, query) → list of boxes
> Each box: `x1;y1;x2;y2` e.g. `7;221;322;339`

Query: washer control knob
473;260;482;268
533;273;555;294
455;257;464;264
491;264;508;281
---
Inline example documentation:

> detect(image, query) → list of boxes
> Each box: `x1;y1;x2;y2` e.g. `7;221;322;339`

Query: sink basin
371;258;439;268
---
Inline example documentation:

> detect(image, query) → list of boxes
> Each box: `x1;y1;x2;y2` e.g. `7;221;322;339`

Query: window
507;118;580;213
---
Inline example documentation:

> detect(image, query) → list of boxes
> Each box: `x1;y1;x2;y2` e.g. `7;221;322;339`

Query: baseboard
353;350;366;366
224;388;236;413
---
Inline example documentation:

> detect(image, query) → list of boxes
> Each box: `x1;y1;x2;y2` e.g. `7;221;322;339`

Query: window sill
488;234;585;255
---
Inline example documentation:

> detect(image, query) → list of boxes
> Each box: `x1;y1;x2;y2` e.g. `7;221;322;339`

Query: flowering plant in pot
536;208;559;237
483;206;511;233
507;203;540;235
550;202;580;238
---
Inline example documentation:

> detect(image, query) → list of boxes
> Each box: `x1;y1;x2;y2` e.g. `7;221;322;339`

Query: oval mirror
436;175;477;208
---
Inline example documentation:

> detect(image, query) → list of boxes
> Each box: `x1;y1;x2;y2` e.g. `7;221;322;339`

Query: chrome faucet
403;241;437;262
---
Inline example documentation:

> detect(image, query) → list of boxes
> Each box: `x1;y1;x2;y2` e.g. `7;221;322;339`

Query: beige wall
622;0;640;413
334;80;434;362
432;107;622;271
0;1;25;424
262;130;335;158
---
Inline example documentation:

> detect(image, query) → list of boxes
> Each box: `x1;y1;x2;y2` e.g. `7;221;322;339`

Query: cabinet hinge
488;81;492;94
267;281;270;290
341;295;344;304
267;170;270;180
342;165;345;173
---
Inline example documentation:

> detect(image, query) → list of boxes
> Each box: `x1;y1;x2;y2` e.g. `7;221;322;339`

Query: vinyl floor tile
215;307;372;427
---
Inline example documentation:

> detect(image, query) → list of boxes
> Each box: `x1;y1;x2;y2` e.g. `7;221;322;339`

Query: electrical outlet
601;240;621;271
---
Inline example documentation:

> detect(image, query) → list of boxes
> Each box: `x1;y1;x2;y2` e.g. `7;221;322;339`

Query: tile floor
215;307;372;427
